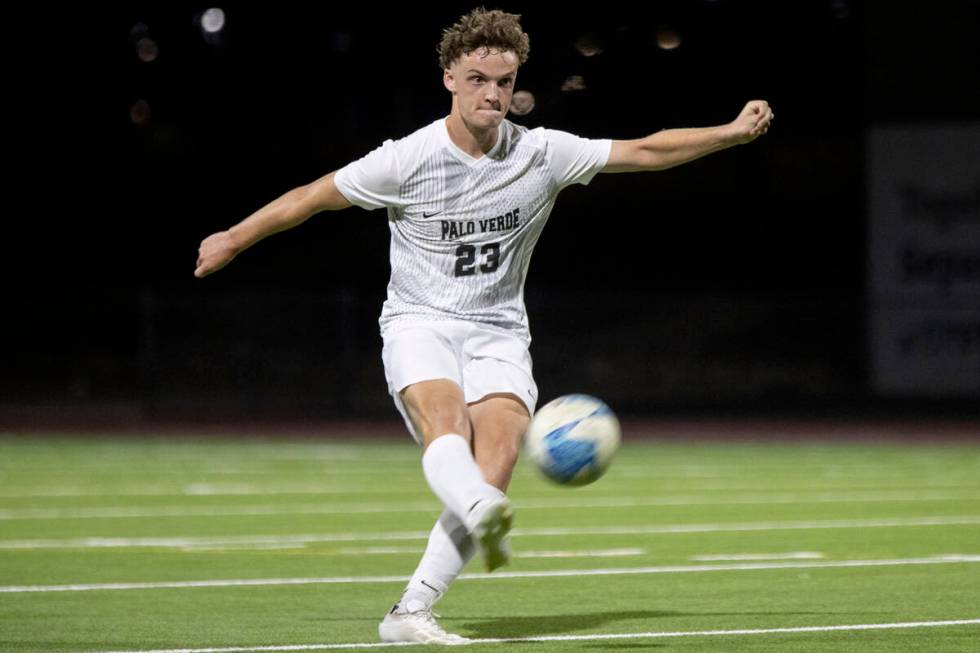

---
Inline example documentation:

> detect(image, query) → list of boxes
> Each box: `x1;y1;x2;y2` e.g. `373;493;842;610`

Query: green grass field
1;434;978;652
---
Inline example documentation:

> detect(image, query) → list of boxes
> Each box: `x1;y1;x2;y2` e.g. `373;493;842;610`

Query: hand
194;230;239;278
729;100;774;144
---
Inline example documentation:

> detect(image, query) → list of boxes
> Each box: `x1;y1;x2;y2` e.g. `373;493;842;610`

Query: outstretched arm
603;100;773;173
194;171;353;278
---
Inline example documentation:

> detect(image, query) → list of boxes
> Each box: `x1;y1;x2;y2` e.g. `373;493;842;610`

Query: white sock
399;508;475;611
421;434;501;522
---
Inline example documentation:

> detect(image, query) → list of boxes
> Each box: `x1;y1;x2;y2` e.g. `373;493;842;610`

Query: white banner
868;124;980;396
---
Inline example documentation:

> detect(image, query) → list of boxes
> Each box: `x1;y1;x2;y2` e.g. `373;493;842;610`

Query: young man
195;8;772;645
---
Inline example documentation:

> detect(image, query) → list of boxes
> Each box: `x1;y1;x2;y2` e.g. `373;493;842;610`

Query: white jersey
334;117;611;342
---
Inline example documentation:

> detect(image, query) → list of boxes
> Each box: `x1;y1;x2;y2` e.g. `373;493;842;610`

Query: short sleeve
544;129;612;190
333;139;402;210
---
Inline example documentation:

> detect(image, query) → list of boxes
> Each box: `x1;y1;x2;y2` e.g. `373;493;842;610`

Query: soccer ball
524;394;621;486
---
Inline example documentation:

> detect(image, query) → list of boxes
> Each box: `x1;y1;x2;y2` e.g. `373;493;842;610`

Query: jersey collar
442;118;505;166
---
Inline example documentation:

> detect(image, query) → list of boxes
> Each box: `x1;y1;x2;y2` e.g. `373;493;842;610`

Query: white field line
1;460;955;473
173;545;647;557
329;547;646;558
77;468;414;476
0;484;414;499
691;551;824;561
79;619;980;653
0;502;443;520
335;546;420;555
612;467;980;480
0;453;419;467
1;491;976;521
515;548;646;559
2;481;978;499
5;461;972;477
179;544;307;552
4;554;980;593
3;515;979;550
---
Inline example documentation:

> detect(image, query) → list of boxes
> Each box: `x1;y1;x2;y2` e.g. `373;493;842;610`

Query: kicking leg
380;381;514;644
386;393;529;608
401;379;505;522
399;391;529;606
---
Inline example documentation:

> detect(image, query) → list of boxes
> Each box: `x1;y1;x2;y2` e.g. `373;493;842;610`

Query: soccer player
194;8;772;645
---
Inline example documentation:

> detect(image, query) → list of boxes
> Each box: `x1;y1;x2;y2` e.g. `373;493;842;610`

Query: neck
445;105;498;159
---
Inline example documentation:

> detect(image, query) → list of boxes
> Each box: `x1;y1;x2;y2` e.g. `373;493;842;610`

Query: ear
443;68;456;95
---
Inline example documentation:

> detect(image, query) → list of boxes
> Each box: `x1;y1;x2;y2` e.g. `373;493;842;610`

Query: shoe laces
406;608;448;634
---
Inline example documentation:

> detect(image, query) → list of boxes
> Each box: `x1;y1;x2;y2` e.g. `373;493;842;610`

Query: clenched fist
195;230;239;278
729;100;774;144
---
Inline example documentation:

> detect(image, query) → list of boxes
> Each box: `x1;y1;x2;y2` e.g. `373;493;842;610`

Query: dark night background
3;1;978;428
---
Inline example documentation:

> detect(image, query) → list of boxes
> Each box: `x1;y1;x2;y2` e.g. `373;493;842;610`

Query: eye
470;76;485;84
500;78;513;87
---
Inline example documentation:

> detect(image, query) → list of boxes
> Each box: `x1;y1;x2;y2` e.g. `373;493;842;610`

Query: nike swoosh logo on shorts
423;211;444;218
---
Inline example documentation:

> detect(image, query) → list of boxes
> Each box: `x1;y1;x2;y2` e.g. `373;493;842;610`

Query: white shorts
381;319;539;443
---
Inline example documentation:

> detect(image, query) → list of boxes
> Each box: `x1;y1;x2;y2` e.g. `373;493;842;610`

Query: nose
485;83;500;103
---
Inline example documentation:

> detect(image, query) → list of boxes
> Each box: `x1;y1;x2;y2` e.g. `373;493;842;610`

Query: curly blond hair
437;7;530;70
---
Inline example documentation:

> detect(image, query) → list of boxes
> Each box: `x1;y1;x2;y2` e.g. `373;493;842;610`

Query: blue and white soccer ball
524;394;621;486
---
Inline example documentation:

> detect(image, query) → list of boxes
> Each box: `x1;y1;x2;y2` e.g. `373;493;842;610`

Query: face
444;48;519;131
